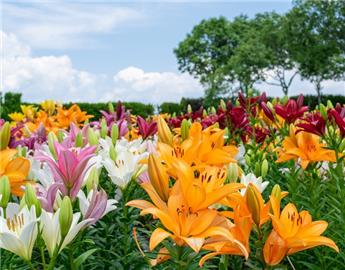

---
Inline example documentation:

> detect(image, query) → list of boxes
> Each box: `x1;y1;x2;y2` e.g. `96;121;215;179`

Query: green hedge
159;102;183;114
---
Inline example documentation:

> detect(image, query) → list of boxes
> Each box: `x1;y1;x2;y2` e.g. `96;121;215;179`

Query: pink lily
35;142;96;199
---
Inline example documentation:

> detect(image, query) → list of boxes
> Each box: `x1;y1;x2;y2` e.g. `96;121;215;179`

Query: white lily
40;209;92;257
240;173;269;196
0;203;38;261
103;148;147;189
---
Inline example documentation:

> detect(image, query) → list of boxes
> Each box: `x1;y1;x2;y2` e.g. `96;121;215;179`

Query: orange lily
264;203;339;266
127;181;246;254
0;149;30;196
158;122;238;177
199;204;251;266
277;125;336;169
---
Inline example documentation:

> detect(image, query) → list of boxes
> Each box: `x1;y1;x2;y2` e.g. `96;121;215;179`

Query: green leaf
73;248;98;269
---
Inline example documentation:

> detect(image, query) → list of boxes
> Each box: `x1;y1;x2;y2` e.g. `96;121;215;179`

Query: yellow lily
0;149;30;196
277;125;336;169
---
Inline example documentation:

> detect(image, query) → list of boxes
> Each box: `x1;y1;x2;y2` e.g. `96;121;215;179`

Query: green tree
174;16;246;103
285;0;345;103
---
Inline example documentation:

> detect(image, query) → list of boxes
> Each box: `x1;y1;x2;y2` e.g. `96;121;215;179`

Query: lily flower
264;203;339;266
40;209;92;257
328;108;345;138
35;142;96;199
277;125;336;169
103;148;147;189
0;203;38;261
0;149;30;196
275;95;308;124
77;187;117;225
137;116;157;139
127;182;246;254
240;173;269;196
297;112;326;137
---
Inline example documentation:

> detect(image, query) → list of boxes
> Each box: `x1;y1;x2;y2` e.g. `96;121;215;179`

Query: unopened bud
86;167;99;193
220;99;226;111
181;119;190;141
59;196;73;238
75;132;83;148
88;127;99;146
227;163;239;183
24;184;41;217
327;100;334;109
0;176;11;208
108;102;115;113
320;104;328;120
111;124;119;144
254;162;261;177
109;143;117;162
48;132;58;159
261;159;269;177
157;116;173;145
57;130;64;142
0;122;10;150
187;104;192;114
246;184;261;226
100;118;107;139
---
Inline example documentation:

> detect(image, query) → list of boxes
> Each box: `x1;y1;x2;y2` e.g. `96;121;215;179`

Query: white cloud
1;31;203;104
3;3;144;49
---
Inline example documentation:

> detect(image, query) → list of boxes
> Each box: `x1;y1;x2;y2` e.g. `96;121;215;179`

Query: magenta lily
137;116;157;139
275;95;308;124
35;142;96;199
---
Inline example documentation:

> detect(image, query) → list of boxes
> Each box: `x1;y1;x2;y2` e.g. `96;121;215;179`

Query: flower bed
0;93;344;269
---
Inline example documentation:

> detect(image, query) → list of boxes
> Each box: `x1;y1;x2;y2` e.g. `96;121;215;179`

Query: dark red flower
296;112;326;137
275;95;308;124
137;116;157;139
328;108;345;138
254;127;270;144
260;101;275;122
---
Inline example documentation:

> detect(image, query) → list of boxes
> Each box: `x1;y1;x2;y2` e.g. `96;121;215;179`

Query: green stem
26;260;36;270
40;246;46;269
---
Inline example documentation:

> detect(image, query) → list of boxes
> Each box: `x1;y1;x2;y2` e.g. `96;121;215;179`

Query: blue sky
2;1;343;104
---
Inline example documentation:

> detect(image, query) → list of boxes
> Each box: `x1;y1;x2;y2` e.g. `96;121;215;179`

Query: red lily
297;112;326;137
137;116;157;139
275;95;308;124
328;108;345;137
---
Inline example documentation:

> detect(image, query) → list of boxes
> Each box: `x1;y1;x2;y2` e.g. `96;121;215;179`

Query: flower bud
48;132;58;159
271;184;281;199
111;124;119;144
246;184;261;226
220;99;226;111
327;100;334;109
57;130;64;142
86;167;99;193
227;163;239;183
260;102;274;122
202;109;207;118
181;119;190;141
108;102;115;113
254;162;261;177
88;127;99;146
339;139;345;153
0;176;11;208
24;184;41;217
320;104;328;120
245;155;251;166
187;104;192;114
75;132;83;148
0;122;10;150
148;154;169;202
281;96;288;105
157;116;173;145
261;159;269;177
100;118;107;139
109;143;117;162
210;106;216;114
59;196;73;238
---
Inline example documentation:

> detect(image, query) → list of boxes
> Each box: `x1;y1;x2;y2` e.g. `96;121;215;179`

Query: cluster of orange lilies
127;116;339;267
9;101;92;132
